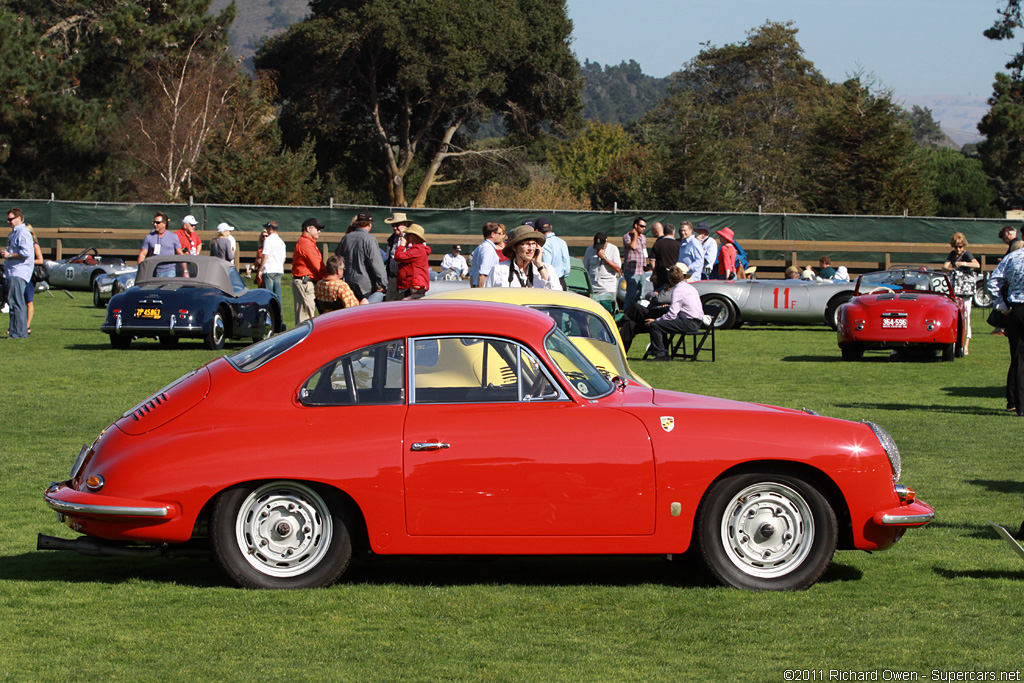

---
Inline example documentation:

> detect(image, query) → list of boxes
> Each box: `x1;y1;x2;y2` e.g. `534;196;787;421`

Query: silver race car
45;247;137;305
692;278;856;329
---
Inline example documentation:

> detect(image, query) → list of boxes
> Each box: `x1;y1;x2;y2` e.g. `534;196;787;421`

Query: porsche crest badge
660;416;675;432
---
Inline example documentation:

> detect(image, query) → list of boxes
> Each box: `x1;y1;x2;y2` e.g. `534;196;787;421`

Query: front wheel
973;281;991;308
700;294;740;329
697;472;837;590
254;305;280;343
92;282;104;308
204;309;227;350
210;481;353;589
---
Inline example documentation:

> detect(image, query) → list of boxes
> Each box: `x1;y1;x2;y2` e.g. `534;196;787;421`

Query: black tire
840;344;863;361
254;305;280;343
696;472;837;591
700;294;740;329
824;293;853;331
940;343;955;362
92;281;104;308
210;481;353;589
973;283;991;308
204;308;228;350
109;334;131;350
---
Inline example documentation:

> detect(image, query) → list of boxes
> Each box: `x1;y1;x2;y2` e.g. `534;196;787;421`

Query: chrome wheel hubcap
235;482;332;578
720;482;813;578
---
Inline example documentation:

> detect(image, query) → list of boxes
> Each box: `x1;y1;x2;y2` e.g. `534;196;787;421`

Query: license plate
882;318;907;328
135;307;161;319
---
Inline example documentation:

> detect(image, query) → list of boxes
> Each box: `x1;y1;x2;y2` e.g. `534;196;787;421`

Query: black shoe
649;354;671;362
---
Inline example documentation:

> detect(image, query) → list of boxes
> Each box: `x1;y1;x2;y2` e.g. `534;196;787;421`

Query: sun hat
403;224;426;241
502;224;546;258
717;227;735;243
384;212;411;224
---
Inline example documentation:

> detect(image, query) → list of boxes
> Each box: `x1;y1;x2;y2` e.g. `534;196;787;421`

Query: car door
402;335;656;537
757;282;810;320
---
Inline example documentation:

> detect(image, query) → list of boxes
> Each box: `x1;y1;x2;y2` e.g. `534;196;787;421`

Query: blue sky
565;0;1015;139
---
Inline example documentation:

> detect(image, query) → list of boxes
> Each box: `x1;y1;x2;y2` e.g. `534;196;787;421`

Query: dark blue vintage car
101;256;282;350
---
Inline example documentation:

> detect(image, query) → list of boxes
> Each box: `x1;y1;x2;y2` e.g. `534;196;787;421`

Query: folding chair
642;303;719;362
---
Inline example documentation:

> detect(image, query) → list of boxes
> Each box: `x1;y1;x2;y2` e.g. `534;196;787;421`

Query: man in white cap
177;215;202;255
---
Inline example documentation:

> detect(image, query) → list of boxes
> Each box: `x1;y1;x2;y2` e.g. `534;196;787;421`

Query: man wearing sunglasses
2;208;34;338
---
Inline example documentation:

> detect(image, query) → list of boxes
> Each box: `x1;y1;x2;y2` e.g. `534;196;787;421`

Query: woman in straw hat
483;224;562;290
393;223;432;299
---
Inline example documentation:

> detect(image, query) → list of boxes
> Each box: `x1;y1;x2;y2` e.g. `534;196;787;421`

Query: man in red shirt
177;215;202;255
291;218;327;324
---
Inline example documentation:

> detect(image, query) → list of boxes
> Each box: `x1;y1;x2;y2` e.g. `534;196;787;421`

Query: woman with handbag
943;232;980;355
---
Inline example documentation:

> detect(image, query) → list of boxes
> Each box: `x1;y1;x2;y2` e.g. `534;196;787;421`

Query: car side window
411;336;563;404
299;340;405;406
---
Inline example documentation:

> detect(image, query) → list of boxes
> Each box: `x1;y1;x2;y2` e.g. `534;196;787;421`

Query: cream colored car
426;288;649;387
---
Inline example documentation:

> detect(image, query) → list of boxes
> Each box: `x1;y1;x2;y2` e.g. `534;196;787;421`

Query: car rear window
227;322;312;372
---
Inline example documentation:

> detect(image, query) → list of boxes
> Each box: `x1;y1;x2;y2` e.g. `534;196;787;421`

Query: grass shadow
933;567;1024;581
835;401;1004;417
942;385;1006;400
966;479;1024;496
0;549;863;590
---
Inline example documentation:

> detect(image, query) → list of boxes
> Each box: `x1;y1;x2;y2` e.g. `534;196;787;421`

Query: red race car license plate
135;307;161;320
881;318;907;328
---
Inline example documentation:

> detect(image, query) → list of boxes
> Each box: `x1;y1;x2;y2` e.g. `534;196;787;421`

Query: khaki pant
293;277;316;325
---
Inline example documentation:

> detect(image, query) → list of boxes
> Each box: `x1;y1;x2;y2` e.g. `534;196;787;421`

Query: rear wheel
940;343;955;362
825;293;853;331
204;309;227;350
700;294;740;329
840;344;863;361
210;481;353;589
697;472;837;591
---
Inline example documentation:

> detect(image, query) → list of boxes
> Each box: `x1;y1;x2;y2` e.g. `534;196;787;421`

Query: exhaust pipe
37;534;211;559
38;533;167;558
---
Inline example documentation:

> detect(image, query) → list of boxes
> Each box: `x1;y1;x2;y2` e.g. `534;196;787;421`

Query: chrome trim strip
44;494;169;518
880;511;934;525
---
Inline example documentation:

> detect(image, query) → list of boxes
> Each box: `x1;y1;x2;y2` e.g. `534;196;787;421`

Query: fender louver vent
131;393;169;421
875;293;895;300
899;293;919;300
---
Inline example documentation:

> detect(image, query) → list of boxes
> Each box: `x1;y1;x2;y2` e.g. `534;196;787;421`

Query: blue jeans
6;275;28;338
624;272;645;312
263;272;282;300
365;291;385;304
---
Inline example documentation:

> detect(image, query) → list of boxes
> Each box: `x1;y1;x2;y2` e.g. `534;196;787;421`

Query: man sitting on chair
315;255;363;313
645;264;704;362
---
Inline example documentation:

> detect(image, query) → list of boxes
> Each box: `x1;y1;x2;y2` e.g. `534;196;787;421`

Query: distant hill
211;0;309;67
580;59;669;126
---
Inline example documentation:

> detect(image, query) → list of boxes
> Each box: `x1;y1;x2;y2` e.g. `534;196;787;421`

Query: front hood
650;388;800;414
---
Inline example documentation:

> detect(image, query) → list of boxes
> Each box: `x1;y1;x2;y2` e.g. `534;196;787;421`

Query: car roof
426;287;614;321
136;255;236;295
311;300;558;346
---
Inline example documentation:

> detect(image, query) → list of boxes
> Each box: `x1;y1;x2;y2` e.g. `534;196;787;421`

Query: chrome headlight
864;421;901;482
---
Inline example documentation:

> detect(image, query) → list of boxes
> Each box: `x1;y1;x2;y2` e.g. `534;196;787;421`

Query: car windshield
543;328;614;398
857;270;949;295
530;305;616;344
227;322;312;372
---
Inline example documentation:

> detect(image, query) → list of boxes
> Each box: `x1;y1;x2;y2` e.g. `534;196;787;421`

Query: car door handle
411;442;450;451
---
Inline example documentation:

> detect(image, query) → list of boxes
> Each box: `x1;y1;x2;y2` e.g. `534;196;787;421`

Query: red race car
40;301;933;591
837;268;967;361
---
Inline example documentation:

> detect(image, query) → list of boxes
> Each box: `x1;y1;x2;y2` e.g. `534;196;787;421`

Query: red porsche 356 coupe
41;301;933;590
837;267;966;361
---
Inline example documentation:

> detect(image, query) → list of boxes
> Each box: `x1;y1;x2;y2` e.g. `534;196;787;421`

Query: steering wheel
866;286;893;295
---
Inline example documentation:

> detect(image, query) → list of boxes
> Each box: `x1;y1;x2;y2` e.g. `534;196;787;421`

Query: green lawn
2;288;1022;682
